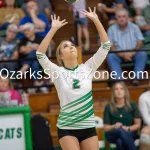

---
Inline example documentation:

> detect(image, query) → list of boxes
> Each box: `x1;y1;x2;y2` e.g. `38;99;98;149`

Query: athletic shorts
57;127;97;143
75;17;88;27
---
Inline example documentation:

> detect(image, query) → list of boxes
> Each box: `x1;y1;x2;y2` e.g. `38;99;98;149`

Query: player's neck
64;60;78;70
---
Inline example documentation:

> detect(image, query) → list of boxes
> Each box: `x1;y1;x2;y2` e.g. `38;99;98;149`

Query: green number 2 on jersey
73;79;80;89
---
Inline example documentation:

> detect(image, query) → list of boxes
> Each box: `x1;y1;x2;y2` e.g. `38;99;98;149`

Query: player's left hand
80;7;99;22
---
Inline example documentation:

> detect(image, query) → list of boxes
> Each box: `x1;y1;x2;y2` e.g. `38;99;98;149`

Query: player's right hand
51;15;68;30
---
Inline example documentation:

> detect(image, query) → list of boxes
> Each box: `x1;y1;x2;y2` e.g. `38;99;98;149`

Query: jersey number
73;79;80;89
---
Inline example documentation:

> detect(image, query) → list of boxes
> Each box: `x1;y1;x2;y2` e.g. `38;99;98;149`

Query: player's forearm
93;19;109;43
37;28;57;53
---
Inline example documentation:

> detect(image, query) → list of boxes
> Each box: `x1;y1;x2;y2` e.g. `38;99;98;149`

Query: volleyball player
36;7;111;150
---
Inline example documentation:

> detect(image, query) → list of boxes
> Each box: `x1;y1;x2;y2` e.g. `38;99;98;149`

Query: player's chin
70;52;77;57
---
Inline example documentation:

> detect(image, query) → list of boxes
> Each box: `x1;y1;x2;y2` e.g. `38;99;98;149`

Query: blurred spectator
107;8;147;85
104;81;141;150
0;75;23;107
18;23;48;93
0;0;4;8
70;0;90;51
132;0;149;15
97;0;131;26
138;91;150;150
135;3;150;37
0;24;19;73
139;91;150;126
21;0;53;20
0;0;25;26
18;0;50;39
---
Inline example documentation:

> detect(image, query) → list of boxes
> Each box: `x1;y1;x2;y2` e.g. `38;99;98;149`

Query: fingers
51;15;54;21
57;16;60;21
81;10;88;13
54;14;56;20
61;19;67;24
51;15;66;22
80;11;87;16
88;7;92;12
51;14;57;20
60;19;68;27
88;7;96;13
61;22;68;27
94;7;96;13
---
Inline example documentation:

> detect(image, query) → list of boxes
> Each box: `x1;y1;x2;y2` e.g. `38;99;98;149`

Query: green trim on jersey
36;53;46;59
62;91;92;111
64;65;79;71
57;90;96;129
101;42;111;51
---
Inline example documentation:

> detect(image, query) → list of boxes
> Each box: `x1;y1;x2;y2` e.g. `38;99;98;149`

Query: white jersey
139;91;150;126
36;41;111;129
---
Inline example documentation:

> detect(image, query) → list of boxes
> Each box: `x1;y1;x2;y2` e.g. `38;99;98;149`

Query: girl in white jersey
37;7;111;150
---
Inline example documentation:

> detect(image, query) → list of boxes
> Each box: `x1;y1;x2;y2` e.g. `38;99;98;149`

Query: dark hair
101;0;113;6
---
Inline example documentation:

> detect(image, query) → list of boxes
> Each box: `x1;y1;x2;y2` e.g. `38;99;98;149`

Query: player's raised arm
81;7;111;71
37;15;68;53
81;7;108;43
36;15;68;81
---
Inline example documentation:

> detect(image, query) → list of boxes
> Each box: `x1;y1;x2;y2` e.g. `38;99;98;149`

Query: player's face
0;77;9;91
116;12;128;26
60;41;78;60
114;83;125;100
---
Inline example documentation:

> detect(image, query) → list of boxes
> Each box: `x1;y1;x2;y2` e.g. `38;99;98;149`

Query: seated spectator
0;75;23;107
132;0;149;15
0;24;19;73
18;0;50;39
0;0;25;28
135;3;150;37
138;91;150;150
22;0;53;21
107;8;147;85
18;23;48;93
0;0;4;8
104;81;141;150
70;0;90;51
97;0;133;26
